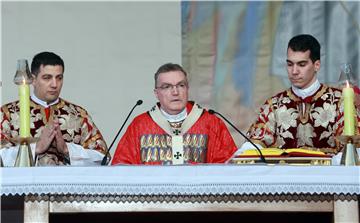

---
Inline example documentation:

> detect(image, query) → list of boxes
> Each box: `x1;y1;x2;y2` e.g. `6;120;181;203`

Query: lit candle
19;80;30;138
343;81;355;136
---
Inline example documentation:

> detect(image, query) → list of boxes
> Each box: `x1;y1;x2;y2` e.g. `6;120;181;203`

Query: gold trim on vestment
148;103;204;164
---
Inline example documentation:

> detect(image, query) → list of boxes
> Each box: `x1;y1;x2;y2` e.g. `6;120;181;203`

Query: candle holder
10;137;38;167
337;63;359;166
337;135;360;166
13;59;34;167
14;140;34;167
338;63;357;87
14;59;33;84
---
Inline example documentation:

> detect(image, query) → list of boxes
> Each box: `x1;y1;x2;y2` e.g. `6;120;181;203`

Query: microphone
101;99;143;165
208;109;267;163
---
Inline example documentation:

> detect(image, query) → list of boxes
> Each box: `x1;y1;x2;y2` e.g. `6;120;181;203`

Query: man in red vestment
0;52;108;166
236;34;360;164
111;63;237;165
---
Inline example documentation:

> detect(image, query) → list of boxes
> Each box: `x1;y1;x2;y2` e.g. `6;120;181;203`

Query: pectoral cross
174;151;182;159
173;129;181;135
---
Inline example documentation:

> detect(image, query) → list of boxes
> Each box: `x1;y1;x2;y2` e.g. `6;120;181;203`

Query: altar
1;165;359;223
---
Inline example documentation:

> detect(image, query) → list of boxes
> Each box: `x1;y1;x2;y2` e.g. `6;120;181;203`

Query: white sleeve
331;152;342;165
0;143;105;167
67;143;105;166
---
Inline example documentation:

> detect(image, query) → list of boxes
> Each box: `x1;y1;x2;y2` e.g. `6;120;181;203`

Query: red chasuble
111;102;237;165
247;84;360;154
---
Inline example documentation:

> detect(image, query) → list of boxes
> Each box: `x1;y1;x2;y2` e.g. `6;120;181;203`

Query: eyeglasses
156;82;188;91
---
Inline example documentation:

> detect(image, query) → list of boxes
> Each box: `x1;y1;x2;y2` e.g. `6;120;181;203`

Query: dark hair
154;63;187;87
31;52;64;76
288;34;321;62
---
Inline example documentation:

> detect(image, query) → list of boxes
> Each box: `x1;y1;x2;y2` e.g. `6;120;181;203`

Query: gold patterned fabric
0;98;107;165
247;84;360;153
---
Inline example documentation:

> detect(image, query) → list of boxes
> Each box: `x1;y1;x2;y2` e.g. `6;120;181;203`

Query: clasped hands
35;119;69;156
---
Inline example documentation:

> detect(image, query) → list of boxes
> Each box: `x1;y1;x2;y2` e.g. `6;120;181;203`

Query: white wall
1;2;182;156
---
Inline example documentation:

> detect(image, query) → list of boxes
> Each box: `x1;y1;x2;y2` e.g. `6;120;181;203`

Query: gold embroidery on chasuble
248;85;345;151
289;87;328;124
144;102;207;164
1;98;107;166
139;133;208;164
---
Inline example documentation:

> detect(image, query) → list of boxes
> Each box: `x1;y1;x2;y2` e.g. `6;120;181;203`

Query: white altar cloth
1;165;359;196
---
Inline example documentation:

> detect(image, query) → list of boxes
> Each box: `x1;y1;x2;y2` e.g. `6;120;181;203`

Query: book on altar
236;148;332;158
232;148;332;165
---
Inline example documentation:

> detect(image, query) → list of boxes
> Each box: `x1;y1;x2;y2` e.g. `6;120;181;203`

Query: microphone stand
208;109;267;163
101;100;143;165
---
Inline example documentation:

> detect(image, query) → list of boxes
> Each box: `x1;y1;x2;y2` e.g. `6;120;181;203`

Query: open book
236;148;332;158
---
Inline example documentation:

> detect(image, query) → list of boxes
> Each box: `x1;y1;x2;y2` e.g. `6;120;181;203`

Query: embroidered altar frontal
140;133;208;164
